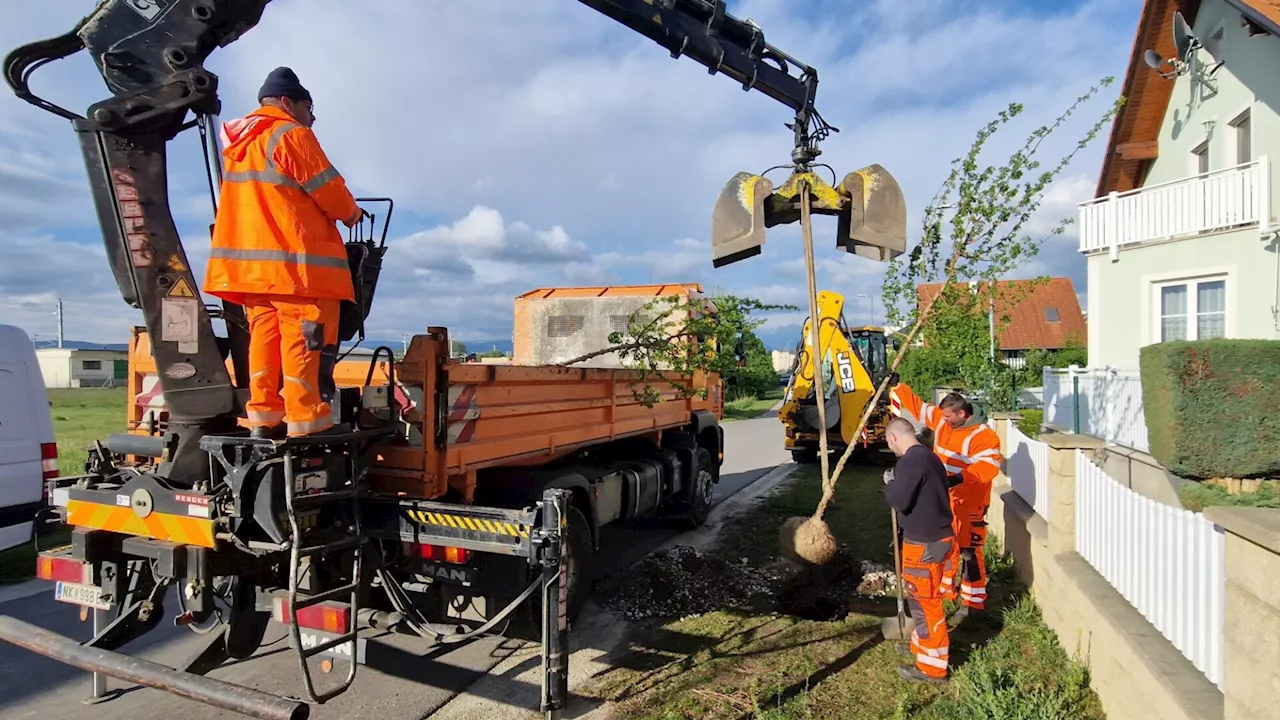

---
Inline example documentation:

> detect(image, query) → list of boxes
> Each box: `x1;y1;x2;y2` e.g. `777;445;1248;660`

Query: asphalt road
0;411;789;720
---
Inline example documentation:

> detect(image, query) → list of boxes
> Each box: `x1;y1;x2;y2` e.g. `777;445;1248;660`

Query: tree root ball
779;516;838;566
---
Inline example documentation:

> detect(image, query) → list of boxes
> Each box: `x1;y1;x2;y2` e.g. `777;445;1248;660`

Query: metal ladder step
295;536;363;557
293;582;360;611
292;487;358;507
299;630;361;660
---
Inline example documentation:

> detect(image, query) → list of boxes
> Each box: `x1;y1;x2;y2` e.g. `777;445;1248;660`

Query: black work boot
295;422;353;439
894;642;912;656
897;664;948;684
250;424;287;440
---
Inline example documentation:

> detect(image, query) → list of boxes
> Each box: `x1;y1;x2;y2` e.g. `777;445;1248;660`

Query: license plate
54;581;111;611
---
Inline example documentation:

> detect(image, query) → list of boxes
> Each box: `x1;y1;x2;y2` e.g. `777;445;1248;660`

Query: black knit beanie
257;67;312;104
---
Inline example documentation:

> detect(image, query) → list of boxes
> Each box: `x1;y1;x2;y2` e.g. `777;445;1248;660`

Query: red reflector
406;543;471;564
272;597;351;633
36;554;86;584
40;443;59;481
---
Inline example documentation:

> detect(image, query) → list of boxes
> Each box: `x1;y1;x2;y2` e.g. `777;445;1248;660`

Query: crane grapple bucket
711;172;774;268
710;165;907;267
836;165;907;262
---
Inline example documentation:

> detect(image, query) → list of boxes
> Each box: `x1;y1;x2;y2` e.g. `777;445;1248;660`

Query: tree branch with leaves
808;76;1125;524
559;292;796;407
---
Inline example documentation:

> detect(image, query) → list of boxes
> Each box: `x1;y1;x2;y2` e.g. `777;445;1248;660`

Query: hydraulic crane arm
3;0;828;482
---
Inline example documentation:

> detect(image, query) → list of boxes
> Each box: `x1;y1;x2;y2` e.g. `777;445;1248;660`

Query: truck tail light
36;553;88;584
405;543;471;564
40;444;59;499
272;596;351;634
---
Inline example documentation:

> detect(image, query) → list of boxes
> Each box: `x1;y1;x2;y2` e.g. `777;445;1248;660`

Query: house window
82;360;102;370
1231;109;1251;165
1044;307;1060;322
1191;141;1209;175
1154;276;1227;343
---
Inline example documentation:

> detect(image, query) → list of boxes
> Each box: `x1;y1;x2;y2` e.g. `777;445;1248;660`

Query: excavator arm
4;0;827;484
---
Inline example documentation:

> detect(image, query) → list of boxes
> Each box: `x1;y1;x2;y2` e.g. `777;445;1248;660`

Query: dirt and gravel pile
603;543;901;623
603;545;794;620
854;561;898;596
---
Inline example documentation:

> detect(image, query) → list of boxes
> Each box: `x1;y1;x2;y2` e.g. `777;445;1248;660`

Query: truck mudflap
0;489;575;720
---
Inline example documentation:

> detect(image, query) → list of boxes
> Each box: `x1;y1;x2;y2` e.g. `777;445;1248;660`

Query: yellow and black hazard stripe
406;509;529;539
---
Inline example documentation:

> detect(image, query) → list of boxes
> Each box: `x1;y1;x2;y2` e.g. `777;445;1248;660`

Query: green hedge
1139;340;1280;479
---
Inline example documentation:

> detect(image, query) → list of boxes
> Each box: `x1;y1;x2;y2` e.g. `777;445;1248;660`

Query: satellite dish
1144;49;1165;70
1173;11;1196;62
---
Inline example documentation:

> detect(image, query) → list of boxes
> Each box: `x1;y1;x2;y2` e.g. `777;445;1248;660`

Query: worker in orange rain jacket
203;67;364;439
888;375;1003;619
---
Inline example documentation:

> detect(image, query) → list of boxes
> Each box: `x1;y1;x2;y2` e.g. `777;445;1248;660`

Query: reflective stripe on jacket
889;382;1003;507
203;106;359;304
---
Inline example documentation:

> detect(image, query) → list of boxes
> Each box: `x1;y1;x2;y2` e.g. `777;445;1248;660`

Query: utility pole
56;298;64;349
988;287;996;363
401;333;408;355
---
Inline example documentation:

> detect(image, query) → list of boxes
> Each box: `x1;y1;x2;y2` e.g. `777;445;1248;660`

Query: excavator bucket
836;164;907;262
711;172;774;268
710;165;907;267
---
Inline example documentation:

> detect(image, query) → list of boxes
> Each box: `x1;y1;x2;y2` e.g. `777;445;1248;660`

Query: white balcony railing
1078;156;1269;257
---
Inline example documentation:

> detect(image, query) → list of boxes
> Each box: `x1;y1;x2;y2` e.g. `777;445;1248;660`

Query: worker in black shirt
883;416;957;683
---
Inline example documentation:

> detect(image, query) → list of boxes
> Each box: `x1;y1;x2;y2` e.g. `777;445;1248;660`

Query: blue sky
0;0;1141;348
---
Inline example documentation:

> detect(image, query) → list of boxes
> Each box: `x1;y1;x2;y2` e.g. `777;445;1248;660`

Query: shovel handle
890;510;907;640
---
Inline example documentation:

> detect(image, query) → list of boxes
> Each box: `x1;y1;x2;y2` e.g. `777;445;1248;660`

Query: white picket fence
1043;366;1150;452
1074;450;1225;689
1078;156;1269;256
1004;424;1049;519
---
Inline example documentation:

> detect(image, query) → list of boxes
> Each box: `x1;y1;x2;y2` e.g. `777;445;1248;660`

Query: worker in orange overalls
883;416;955;683
889;377;1003;619
203;67;364;439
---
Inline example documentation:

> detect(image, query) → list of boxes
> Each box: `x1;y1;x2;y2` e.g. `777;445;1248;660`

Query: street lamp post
855;293;875;326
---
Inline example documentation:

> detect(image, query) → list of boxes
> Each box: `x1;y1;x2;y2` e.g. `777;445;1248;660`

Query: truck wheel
560;505;593;624
681;447;715;529
791;446;818;464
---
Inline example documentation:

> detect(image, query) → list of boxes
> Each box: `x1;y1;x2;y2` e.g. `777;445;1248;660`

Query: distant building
37;348;128;388
916;277;1088;367
771;350;796;373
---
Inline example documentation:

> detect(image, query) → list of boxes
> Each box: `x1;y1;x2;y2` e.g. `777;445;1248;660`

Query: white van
0;324;57;552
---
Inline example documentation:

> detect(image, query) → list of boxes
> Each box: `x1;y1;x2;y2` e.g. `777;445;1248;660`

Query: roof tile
916;278;1087;351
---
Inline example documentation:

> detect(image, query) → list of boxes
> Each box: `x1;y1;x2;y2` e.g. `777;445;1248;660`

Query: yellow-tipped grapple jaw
710;164;907;267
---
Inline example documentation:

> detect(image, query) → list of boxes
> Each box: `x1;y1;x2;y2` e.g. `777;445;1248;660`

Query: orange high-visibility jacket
204;106;360;305
890;382;1003;508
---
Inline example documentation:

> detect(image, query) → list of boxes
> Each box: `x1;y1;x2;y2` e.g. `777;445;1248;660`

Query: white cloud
0;0;1140;346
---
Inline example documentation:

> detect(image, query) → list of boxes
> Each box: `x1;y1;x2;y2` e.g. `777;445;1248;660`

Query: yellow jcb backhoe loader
779;291;899;464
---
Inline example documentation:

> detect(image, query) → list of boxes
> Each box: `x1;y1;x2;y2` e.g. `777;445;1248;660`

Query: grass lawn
723;388;785;422
46;387;128;475
1180;480;1280;511
583;464;1104;720
0;388;125;584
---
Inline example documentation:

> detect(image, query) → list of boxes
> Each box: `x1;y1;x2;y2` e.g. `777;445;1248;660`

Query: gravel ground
602;545;793;620
603;544;900;623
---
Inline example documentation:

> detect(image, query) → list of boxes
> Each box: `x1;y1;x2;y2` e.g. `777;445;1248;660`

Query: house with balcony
1048;0;1280;451
1082;0;1280;368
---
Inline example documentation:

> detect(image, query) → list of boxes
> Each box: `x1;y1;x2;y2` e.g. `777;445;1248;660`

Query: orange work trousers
242;295;340;437
902;536;956;679
947;501;989;610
